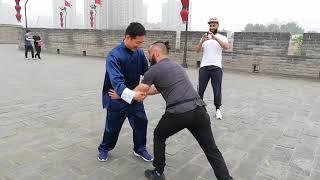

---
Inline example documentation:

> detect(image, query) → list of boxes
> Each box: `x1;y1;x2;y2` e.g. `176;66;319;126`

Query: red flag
65;0;72;7
95;0;102;6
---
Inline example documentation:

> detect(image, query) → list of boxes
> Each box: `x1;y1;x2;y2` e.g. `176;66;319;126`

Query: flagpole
64;0;72;29
94;0;96;30
65;9;67;29
24;0;29;29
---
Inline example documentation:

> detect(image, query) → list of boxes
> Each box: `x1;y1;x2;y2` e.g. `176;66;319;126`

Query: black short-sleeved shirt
142;58;206;113
33;35;41;47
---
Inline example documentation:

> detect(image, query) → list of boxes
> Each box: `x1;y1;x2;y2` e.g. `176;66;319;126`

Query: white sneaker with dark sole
216;109;223;120
97;157;107;162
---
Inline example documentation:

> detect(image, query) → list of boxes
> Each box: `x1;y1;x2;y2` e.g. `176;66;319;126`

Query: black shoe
144;169;165;180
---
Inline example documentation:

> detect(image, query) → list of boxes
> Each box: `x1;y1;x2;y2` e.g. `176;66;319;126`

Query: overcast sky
3;0;320;32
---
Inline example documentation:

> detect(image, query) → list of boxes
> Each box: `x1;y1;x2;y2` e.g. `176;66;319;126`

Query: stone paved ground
0;44;320;180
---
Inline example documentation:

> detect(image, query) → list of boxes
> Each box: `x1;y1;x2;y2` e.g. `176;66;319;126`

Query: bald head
147;41;171;65
149;41;170;55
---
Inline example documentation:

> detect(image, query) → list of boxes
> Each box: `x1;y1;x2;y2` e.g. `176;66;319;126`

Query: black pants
153;106;233;180
25;45;34;58
198;66;223;110
35;46;41;59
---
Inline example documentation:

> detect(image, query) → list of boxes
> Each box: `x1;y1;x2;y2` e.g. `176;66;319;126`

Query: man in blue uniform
98;22;153;162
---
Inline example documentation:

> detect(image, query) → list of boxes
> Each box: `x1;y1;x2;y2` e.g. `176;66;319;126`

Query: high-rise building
84;0;108;29
161;0;183;31
113;0;147;29
107;0;147;29
66;0;77;28
187;0;193;30
0;1;17;25
83;0;90;29
52;0;77;29
161;0;192;31
32;16;53;28
83;0;147;30
52;0;63;28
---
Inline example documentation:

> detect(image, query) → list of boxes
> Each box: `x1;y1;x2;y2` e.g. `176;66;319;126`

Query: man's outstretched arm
133;83;153;102
109;83;157;102
135;84;158;95
147;86;159;95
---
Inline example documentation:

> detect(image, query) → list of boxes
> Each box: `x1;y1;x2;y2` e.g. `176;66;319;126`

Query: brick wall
0;24;20;44
1;24;319;79
223;53;320;78
16;28;177;57
233;32;290;56
222;32;320;78
302;33;320;58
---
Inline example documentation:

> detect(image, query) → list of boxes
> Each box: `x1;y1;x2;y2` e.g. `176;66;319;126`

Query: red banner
65;0;72;7
95;0;102;6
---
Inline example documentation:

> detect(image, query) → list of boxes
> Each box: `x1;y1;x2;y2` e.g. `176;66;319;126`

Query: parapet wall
0;24;319;79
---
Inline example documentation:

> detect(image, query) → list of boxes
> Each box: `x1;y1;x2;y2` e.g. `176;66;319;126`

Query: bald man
109;41;233;180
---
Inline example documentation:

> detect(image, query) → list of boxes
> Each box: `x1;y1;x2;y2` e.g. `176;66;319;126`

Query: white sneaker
216;109;222;120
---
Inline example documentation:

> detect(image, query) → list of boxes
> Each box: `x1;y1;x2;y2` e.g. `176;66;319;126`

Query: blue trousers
98;101;148;153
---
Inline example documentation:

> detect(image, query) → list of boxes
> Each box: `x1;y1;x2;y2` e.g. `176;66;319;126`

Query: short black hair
26;30;31;33
125;22;146;39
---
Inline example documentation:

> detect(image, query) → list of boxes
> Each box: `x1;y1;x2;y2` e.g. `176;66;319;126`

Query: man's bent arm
196;37;205;53
214;36;230;50
134;83;151;93
133;83;151;102
147;86;159;95
107;54;135;104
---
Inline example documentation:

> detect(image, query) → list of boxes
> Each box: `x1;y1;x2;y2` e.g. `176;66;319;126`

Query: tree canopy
243;22;304;34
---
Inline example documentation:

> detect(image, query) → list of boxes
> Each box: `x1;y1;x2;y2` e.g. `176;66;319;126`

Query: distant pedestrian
24;30;34;60
33;32;42;60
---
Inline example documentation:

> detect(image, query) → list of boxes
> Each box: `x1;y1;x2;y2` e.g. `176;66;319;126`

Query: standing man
110;41;233;180
196;17;230;120
98;22;153;162
24;30;34;60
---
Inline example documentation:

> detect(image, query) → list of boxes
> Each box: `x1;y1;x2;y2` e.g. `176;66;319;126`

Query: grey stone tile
257;159;289;179
269;146;294;163
310;170;320;180
289;157;314;176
